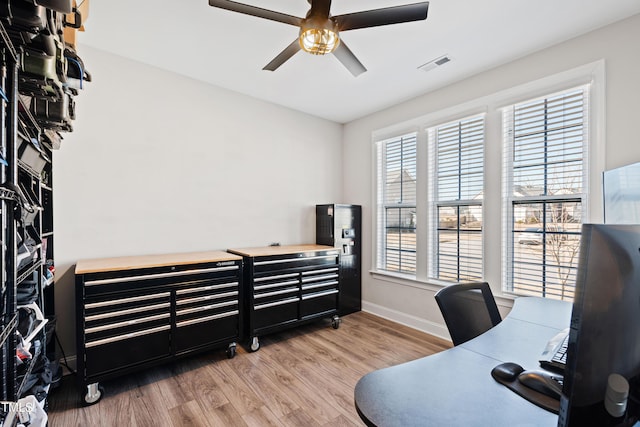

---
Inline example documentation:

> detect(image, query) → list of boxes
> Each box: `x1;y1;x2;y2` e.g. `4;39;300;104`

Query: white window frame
428;114;485;283
502;86;591;300
370;60;605;299
374;132;418;276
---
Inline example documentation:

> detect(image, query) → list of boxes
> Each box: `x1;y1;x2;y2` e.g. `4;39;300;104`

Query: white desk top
355;297;572;427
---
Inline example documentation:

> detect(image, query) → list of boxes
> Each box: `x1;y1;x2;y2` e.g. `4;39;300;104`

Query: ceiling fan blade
209;0;302;26
332;41;366;77
263;39;302;71
333;2;429;32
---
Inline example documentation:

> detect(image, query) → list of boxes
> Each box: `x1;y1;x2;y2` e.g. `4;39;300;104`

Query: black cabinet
228;245;341;352
75;251;242;405
316;204;362;315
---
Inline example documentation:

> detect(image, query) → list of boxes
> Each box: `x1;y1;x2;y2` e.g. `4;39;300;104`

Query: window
429;115;484;282
371;62;601;297
503;87;589;300
375;133;417;274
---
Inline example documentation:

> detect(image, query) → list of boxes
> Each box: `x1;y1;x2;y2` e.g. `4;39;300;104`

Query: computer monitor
603;162;640;225
558;223;640;426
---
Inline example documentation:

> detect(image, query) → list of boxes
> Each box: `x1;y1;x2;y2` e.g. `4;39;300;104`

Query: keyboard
539;328;570;373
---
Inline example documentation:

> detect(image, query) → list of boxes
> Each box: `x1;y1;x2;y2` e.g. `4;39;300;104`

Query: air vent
418;55;451;72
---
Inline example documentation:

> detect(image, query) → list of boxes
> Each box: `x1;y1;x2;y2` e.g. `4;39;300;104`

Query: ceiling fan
208;0;430;77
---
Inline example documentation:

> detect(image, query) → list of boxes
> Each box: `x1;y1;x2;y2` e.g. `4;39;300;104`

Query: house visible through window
429;115;484;282
376;133;417;274
503;87;588;300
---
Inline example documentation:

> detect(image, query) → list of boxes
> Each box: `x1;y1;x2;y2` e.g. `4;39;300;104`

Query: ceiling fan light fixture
208;0;430;74
299;25;339;55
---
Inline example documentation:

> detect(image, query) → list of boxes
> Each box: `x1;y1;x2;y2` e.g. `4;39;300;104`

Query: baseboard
361;301;451;342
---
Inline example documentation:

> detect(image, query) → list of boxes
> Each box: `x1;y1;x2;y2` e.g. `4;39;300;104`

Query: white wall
53;46;343;354
52;13;640;356
343;13;640;339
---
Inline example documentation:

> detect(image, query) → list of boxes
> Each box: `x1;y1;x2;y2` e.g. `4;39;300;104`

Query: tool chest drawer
85;325;171;378
227;244;341;352
300;267;339;319
84;291;172;348
75;251;242;405
82;264;236;297
253;296;300;330
301;289;339;319
174;279;240;353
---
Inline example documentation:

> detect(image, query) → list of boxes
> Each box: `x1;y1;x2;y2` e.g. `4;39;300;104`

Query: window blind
503;87;589;301
429;115;484;282
376;133;417;274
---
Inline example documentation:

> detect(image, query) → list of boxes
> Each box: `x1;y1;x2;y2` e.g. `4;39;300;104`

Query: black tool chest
227;244;341;352
74;251;242;405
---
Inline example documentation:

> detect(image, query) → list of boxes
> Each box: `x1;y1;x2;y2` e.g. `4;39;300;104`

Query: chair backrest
434;282;502;346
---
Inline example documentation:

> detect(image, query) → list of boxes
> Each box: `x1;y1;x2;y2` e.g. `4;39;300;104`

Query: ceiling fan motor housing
299;17;340;55
299;0;339;55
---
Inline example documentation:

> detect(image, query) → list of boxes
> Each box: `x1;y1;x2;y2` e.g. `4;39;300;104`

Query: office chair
434;282;502;346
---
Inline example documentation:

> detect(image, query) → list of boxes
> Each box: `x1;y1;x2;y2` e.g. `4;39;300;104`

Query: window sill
369;269;518;309
369;270;453;293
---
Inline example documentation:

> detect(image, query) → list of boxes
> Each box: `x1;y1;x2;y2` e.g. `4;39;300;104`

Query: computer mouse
517;370;563;399
491;362;524;382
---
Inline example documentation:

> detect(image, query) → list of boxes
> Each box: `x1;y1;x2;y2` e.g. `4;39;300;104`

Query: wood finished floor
48;312;451;427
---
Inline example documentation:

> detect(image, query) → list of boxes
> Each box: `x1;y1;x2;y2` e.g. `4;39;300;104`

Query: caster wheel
250;337;260;352
82;383;104;406
331;315;341;329
226;343;237;359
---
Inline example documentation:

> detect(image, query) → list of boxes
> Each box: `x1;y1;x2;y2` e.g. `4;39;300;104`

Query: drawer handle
254;297;300;310
254;288;298;299
254;254;338;266
85;292;171;309
301;267;339;276
176;300;237;316
85;325;170;348
301;289;339;300
254;280;299;291
177;291;238;305
176;310;239;327
176;282;238;295
254;273;298;282
85;313;170;334
84;265;239;286
86;302;170;322
301;281;339;291
301;274;339;283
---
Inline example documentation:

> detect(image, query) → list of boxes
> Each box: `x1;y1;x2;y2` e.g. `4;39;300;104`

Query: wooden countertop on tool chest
227;244;336;257
75;251;242;274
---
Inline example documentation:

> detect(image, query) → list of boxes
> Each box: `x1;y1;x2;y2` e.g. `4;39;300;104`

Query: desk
354;297;571;427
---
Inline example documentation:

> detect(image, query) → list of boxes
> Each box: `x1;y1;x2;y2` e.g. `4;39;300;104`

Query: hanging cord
54;330;77;376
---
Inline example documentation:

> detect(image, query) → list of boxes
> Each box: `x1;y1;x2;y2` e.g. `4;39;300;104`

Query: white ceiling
78;0;640;123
